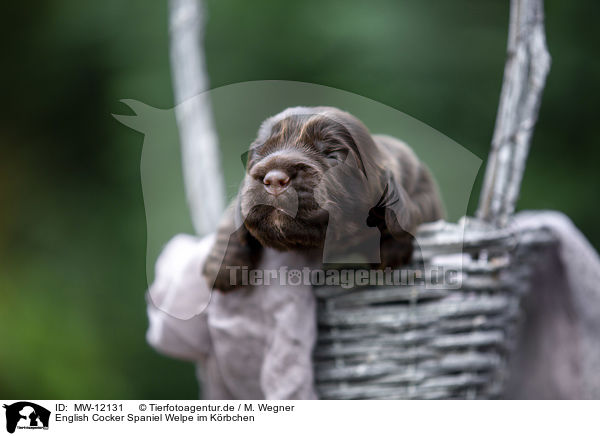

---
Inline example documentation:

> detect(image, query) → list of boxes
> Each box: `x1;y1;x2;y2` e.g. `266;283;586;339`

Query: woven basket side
314;222;555;399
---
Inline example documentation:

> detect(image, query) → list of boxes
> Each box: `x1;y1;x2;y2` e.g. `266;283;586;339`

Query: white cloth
504;211;600;399
146;234;318;399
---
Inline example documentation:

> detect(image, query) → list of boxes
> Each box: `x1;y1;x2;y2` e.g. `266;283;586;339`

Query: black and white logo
3;402;50;433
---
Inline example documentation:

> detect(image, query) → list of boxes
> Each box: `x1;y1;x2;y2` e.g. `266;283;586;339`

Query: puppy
204;107;444;292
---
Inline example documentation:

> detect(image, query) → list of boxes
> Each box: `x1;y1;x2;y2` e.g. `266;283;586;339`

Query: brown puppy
204;107;444;291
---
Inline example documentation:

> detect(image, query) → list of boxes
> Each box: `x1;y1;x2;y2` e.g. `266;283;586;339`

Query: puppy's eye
326;149;348;162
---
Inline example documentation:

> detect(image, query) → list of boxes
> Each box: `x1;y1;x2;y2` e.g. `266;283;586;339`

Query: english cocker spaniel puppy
204;107;444;291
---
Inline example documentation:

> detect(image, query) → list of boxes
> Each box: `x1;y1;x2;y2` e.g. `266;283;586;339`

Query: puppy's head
240;107;383;252
205;107;417;291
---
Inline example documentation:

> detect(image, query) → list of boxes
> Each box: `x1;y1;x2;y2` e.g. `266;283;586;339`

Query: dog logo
3;402;50;433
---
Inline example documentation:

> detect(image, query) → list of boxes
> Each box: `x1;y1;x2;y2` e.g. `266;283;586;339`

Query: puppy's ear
203;199;262;292
367;172;421;268
368;172;422;231
368;166;444;267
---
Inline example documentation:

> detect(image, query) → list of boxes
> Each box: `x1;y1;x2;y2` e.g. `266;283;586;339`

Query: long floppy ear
368;166;444;268
366;172;420;268
203;198;262;292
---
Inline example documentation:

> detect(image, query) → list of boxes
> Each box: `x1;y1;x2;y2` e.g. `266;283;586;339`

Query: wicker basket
313;219;555;399
313;0;551;399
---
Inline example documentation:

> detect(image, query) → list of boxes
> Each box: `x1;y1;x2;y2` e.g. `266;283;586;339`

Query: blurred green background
1;0;598;399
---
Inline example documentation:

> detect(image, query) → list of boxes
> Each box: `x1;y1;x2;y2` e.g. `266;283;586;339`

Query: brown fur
203;107;444;291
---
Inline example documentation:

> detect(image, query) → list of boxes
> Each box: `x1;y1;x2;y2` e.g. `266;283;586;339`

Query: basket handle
169;0;226;235
476;0;551;227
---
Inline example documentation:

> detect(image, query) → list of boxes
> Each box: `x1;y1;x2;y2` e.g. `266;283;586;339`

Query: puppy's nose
263;170;290;196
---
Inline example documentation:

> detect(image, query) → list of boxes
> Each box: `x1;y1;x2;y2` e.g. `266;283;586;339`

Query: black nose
263;170;290;196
